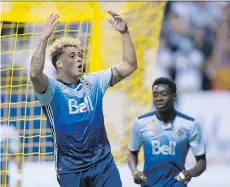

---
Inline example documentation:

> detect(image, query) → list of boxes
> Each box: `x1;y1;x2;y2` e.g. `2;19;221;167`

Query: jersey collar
57;78;82;86
161;122;173;130
154;111;177;130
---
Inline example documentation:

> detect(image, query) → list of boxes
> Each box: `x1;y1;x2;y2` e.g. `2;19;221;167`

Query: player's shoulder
48;76;61;86
81;73;98;86
176;111;195;122
138;111;156;120
83;69;112;78
133;111;156;130
82;69;112;85
136;111;156;124
83;72;97;78
176;111;198;131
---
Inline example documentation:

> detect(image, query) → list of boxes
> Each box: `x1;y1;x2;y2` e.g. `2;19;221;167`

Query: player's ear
56;60;63;68
173;93;177;99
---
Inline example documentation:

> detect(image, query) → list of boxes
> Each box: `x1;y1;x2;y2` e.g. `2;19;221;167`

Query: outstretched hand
108;11;128;33
41;13;60;39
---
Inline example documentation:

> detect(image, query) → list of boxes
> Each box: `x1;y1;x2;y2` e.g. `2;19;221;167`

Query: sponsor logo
151;140;176;155
68;96;94;114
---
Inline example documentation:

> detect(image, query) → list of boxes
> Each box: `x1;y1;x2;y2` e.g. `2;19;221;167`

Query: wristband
179;172;185;180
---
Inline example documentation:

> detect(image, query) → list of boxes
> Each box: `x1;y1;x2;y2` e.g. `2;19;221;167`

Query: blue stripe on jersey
42;106;55;138
176;111;195;122
138;111;155;120
35;69;113;174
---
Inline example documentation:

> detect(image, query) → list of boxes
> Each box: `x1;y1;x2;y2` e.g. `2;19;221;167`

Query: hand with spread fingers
133;170;147;184
41;13;60;39
108;11;128;33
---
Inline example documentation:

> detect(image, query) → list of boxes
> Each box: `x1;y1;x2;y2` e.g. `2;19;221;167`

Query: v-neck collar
154;111;177;130
57;78;82;87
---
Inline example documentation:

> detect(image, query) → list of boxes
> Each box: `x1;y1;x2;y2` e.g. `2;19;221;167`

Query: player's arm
187;154;206;177
177;121;207;184
128;150;139;175
30;14;59;93
108;11;137;86
128;120;147;184
178;154;206;184
128;150;147;184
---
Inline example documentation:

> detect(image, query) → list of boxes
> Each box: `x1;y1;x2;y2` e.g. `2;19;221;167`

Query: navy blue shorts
58;155;122;187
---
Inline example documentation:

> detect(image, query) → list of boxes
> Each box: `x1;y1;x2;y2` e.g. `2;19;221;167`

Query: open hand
41;13;60;39
108;11;128;33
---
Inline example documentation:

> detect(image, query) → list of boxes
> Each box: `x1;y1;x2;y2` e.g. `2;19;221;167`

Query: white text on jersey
151;140;176;155
68;96;94;114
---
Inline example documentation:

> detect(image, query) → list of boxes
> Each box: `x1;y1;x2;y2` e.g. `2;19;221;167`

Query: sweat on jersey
35;69;113;175
129;111;206;187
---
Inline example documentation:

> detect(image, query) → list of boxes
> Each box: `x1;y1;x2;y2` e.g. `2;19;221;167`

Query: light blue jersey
35;69;113;174
129;111;206;187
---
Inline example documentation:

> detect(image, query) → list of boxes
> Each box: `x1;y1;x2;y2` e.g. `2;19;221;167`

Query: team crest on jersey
83;80;93;95
62;85;70;94
147;119;156;135
176;128;184;139
85;81;93;90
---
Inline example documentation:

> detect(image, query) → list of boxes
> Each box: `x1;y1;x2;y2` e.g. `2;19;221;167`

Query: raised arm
30;13;59;93
108;11;137;86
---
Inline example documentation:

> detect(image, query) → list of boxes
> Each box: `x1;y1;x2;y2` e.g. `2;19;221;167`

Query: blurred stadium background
1;1;230;187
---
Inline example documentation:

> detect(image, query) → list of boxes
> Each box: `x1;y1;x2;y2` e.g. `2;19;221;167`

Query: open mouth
77;64;82;69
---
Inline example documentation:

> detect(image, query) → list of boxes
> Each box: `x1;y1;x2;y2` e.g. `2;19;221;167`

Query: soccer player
128;78;207;187
29;12;137;187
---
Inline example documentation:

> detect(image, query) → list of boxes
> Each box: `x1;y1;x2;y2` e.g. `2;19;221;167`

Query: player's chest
60;81;94;99
56;82;100;115
141;121;190;153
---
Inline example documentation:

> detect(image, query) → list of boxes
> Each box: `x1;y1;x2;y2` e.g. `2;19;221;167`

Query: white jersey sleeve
189;120;207;156
92;68;112;94
128;119;142;152
34;77;57;106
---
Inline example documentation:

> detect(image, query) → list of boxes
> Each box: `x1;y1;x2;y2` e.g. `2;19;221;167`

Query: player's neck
156;108;176;124
58;74;80;85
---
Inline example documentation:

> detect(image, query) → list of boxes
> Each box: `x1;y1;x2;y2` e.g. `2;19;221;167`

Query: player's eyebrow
68;52;76;56
153;90;167;94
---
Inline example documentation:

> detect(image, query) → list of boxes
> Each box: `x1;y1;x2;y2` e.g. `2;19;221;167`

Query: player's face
152;84;176;112
59;47;83;79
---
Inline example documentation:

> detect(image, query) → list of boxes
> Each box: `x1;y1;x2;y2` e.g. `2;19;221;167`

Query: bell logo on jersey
68;96;94;114
151;140;176;155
